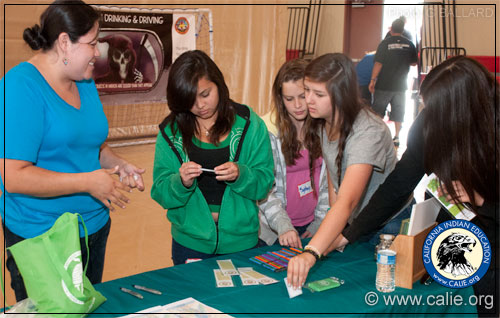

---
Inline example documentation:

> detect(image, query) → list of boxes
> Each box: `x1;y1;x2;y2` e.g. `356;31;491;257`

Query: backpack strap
76;213;89;273
232;103;251;163
159;119;184;165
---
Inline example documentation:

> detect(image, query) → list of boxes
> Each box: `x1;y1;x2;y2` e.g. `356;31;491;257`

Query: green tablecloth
91;242;477;316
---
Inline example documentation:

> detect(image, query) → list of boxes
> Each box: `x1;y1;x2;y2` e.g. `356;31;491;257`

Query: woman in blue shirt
0;0;145;302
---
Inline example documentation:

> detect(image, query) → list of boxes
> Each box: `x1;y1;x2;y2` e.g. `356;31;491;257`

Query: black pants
359;85;372;106
4;218;111;302
473;263;498;317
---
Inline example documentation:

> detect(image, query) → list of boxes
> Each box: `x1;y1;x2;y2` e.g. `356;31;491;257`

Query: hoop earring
63;58;68;65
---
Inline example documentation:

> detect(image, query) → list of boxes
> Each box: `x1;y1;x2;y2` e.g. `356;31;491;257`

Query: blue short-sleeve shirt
0;62;109;238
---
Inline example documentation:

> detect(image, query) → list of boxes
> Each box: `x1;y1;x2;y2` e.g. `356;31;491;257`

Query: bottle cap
381;234;395;240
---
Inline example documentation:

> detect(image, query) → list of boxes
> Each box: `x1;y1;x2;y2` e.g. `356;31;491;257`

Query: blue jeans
359;198;415;246
294;223;310;237
171;238;220;265
359;85;372;106
4;217;111;302
172;238;259;265
256;222;312;247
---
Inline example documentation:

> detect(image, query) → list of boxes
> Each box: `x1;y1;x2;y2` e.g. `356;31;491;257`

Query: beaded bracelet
304;245;322;261
303;249;320;261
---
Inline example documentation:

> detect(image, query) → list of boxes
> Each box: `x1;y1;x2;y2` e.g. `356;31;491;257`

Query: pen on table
201;168;216;173
119;287;143;299
132;284;162;295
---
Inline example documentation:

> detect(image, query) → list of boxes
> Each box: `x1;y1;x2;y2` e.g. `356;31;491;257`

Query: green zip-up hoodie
151;103;274;254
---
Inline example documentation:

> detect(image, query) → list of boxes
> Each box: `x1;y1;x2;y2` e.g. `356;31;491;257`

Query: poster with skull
95;31;161;88
92;7;196;105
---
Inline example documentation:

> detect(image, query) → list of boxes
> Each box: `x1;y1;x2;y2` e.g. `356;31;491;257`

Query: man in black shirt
369;18;417;147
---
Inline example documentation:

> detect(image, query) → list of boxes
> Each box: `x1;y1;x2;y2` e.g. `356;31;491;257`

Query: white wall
316;2;345;56
454;2;497;56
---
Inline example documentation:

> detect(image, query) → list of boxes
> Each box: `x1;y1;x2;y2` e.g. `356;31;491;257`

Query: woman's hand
179;161;202;188
86;166;131;211
279;230;302;248
117;162;146;191
215;162;239;182
286;252;317;289
437;180;484;206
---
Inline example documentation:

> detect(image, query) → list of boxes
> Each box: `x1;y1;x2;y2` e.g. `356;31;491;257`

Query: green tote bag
7;212;106;316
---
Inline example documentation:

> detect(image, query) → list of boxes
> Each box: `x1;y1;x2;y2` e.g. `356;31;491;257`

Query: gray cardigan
258;131;330;245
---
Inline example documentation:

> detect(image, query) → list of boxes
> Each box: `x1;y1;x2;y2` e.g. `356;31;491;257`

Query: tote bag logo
62;251;84;304
423;220;491;288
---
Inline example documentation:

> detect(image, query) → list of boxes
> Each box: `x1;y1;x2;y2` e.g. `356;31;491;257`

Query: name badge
298;180;313;197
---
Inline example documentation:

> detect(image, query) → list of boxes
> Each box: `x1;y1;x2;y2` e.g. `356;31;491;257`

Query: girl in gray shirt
287;53;404;289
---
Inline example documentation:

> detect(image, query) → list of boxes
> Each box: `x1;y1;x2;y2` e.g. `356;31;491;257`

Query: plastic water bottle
376;249;396;293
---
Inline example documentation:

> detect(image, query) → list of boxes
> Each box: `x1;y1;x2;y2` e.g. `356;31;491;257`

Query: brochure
424;173;476;221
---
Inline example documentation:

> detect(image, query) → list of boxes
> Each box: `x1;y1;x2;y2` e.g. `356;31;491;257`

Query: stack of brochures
405;174;478;237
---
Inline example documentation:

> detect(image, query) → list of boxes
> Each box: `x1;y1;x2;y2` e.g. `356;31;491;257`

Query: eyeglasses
78;40;98;48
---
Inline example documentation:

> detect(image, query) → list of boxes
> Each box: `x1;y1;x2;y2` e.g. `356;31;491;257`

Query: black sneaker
393;136;400;147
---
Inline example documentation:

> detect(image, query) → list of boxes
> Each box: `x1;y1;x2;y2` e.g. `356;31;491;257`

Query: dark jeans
294;223;310;237
359;198;415;246
257;222;312;247
4;217;111;302
474;267;498;317
172;238;259;265
359;85;372;106
171;238;219;265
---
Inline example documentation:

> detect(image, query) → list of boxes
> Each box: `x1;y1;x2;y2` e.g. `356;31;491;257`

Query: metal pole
311;0;322;56
441;1;447;59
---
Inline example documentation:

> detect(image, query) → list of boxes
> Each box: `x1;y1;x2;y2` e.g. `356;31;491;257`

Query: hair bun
23;24;47;50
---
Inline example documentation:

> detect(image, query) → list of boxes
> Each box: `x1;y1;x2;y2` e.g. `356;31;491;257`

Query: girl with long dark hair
287;53;410;286
421;56;498;316
328;56;498;316
151;50;274;265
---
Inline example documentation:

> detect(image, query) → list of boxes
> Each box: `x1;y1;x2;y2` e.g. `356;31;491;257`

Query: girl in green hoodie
151;50;274;265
